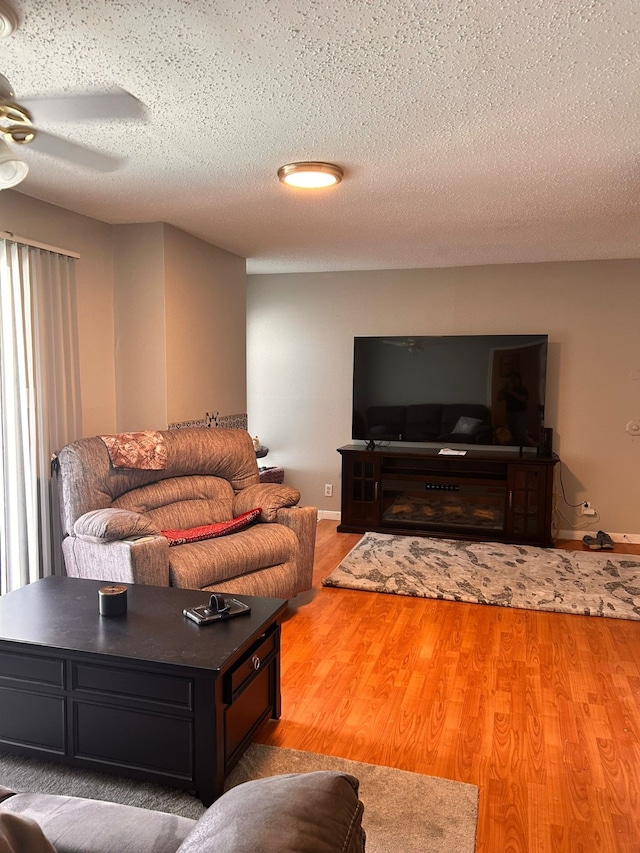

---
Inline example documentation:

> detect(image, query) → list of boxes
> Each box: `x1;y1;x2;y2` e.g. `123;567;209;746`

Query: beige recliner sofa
56;428;316;599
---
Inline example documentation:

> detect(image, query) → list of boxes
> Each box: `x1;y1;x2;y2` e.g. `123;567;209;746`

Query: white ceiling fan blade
28;129;125;172
20;88;145;123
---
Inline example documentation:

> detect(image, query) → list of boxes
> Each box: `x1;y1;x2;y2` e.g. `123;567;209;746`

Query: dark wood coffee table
0;576;287;805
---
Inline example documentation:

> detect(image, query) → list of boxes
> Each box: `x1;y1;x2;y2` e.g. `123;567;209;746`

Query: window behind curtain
0;237;82;593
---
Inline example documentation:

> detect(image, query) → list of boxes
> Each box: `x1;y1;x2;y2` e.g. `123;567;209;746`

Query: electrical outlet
582;501;597;516
324;484;333;497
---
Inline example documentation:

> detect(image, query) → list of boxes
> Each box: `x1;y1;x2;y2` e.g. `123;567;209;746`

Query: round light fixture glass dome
0;138;28;188
277;161;343;189
0;0;19;40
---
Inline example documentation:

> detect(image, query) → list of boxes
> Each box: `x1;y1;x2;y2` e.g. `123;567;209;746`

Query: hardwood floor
256;521;640;852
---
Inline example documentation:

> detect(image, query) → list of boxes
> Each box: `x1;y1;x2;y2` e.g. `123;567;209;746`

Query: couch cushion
365;405;406;439
114;475;235;529
0;793;194;853
161;508;262;545
404;403;444;441
168;523;298;589
203;559;300;598
176;772;365;853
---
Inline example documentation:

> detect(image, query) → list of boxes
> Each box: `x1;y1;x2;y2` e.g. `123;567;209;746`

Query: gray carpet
0;743;478;853
323;531;640;620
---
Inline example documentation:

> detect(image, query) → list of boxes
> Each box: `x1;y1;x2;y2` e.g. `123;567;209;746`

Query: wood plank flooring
256;521;640;853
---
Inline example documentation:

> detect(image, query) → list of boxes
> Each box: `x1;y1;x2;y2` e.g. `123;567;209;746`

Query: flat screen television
352;334;548;449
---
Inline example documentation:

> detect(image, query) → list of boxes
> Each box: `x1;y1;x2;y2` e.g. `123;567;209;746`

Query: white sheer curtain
0;237;82;593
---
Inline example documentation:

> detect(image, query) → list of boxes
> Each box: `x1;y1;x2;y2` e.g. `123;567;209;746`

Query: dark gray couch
364;402;493;443
0;771;366;853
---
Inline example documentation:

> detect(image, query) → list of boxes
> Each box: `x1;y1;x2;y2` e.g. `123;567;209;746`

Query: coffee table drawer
0;650;64;687
72;662;193;708
225;660;273;763
223;624;280;767
226;629;277;702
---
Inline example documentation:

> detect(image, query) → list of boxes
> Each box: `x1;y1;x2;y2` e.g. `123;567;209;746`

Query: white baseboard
557;529;640;544
317;510;341;521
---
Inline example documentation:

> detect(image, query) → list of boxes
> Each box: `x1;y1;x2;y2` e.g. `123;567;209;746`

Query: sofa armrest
176;772;365;853
62;535;170;586
275;505;317;593
233;483;301;522
74;508;160;542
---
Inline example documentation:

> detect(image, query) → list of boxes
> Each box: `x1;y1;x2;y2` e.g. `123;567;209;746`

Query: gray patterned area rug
323;532;640;620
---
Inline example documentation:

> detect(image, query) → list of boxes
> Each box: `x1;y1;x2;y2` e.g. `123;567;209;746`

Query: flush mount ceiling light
277;161;343;189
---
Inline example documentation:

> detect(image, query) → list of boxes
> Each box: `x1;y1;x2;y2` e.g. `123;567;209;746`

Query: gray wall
247;261;640;539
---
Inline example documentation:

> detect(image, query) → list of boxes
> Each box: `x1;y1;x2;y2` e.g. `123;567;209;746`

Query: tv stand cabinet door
339;451;381;530
506;462;553;546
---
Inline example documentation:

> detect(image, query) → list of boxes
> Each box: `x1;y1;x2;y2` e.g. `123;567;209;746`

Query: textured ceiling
2;0;638;273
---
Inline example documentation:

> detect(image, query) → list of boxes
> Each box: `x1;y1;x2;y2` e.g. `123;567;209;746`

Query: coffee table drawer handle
251;654;261;671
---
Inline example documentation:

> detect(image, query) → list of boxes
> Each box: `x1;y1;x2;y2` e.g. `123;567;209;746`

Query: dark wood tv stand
337;444;559;547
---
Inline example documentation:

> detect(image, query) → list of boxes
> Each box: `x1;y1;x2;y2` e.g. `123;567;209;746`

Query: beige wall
6;189;638;535
113;223;247;431
247;261;640;539
112;223;167;431
2;191;247;437
163;225;247;424
1;190;117;436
